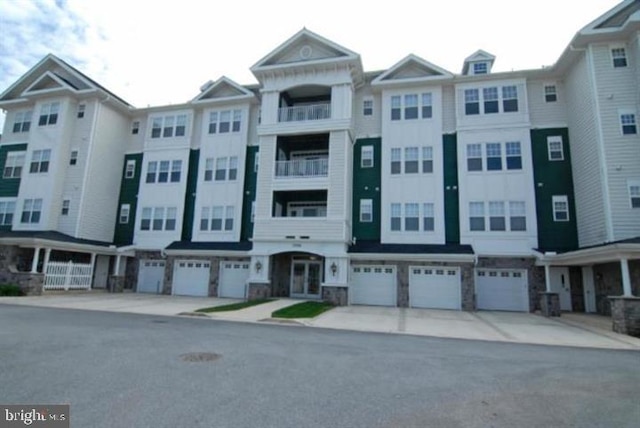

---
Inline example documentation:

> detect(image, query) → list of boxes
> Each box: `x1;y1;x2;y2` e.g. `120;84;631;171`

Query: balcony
278;104;331;122
275;158;328;178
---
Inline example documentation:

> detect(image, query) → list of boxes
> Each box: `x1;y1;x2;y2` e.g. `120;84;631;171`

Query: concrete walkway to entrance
2;292;639;350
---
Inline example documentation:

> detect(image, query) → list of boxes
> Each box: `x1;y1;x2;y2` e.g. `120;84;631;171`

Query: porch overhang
164;241;252;257
348;241;475;263
534;237;640;266
0;231;134;256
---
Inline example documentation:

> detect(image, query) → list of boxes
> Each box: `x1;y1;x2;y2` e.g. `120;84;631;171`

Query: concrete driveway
2;292;639;350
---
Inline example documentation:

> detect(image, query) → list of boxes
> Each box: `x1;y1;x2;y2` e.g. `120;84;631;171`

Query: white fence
278;104;331;122
275;158;329;178
44;261;93;290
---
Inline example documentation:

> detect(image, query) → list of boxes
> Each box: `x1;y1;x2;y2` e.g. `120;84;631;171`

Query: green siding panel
352;138;381;240
241;146;258;241
113;153;143;246
0;143;28;198
530;128;578;252
443;134;460;244
181;149;199;241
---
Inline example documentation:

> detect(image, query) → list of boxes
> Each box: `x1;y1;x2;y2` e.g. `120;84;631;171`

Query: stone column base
539;292;561;317
108;275;125;293
609;296;640;337
248;282;271;300
322;286;348;306
14;273;44;296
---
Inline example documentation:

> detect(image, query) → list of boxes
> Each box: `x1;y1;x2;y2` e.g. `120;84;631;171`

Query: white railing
275;158;329;178
44;261;93;290
278;104;331;122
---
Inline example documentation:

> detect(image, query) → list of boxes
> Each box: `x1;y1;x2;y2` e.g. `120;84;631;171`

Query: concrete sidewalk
1;292;639;350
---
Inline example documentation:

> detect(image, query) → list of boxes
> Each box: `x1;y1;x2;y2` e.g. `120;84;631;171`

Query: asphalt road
1;305;638;428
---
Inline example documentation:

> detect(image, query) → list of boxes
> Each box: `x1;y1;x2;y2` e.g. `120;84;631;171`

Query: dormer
372;54;454;87
462;50;496;76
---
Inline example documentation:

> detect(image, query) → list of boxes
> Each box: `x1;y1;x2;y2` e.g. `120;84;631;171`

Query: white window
254;152;260;173
391;96;401;120
150;115;187;139
544;85;557;102
151;118;162;138
12;110;32;133
225;206;234;231
204;158;214;181
175;115;187;136
69;150;78;166
140;208;152;230
208;112;218;134
77;104;85;119
229;156;238;180
391;148;401;174
547;136;564;161
505;142;522;170
30;150;51;173
211;206;224;230
361;146;374;168
467;144;482;171
611;47;627;68
552;195;569;222
3;152;25;178
119;204;130;224
232;110;242;132
489;201;506;231
405;203;419;231
170;160;182;182
125;160;136;178
464;89;480;115
131;121;140;135
422;146;433;173
390;203;401;231
363;99;373;116
251;201;256;223
200;207;210;231
219;111;231;133
140;206;175;231
502;86;518;112
152;207;164;230
486;143;502;171
404;147;419;173
61;199;70;216
145;160;180;183
423;203;434;231
158;161;170;183
483;87;499;114
215;157;227;181
509;201;526;231
404;94;418;120
421;93;432;118
473;62;488;75
628;180;640;208
620;113;637;135
165;207;177;231
0;201;16;225
146;162;158;183
38;102;59;126
360;199;372;222
469;202;485;231
21;198;42;224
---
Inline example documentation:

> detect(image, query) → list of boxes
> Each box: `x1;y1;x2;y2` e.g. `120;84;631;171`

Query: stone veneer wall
322;286;348;306
593;261;640;316
610;297;640;337
0;245;44;295
475;257;545;312
352;260;475;310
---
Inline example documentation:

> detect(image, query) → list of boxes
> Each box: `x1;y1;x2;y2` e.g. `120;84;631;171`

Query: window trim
361;145;374;168
547;136;564;161
12;110;32;133
125;160;136;179
61;199;70;216
3;151;26;179
359;199;373;223
119;204;130;224
150;114;188;139
363;98;373;116
619;111;637;135
552;195;570;222
0;200;16;226
611;46;628;68
628;180;640;209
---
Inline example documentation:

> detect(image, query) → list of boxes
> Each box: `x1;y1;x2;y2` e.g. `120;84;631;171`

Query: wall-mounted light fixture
330;262;338;276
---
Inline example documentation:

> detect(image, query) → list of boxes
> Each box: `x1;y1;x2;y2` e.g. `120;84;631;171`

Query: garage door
218;261;250;298
350;265;397;306
173;260;211;297
409;267;461;310
476;269;528;312
137;260;165;294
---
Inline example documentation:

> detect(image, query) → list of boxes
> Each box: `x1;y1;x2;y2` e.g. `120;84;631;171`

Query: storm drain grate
180;352;221;362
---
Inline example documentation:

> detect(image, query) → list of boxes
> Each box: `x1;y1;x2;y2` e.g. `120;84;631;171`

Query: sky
0;0;624;130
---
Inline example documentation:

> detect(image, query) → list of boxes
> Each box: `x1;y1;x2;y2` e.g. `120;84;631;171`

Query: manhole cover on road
180;352;221;362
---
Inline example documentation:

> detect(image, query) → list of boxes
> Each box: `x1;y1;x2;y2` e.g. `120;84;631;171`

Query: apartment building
0;1;638;322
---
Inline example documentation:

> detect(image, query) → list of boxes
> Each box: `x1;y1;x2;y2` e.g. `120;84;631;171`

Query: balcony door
290;260;322;299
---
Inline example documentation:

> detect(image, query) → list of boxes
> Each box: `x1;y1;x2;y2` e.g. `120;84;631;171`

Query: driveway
1;292;639;350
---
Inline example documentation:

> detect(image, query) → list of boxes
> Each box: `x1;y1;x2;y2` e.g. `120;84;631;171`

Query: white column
114;255;121;276
544;264;552;292
620;258;633;297
30;247;41;273
43;248;52;275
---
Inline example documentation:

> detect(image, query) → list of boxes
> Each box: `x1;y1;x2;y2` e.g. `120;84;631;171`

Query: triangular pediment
372;55;453;85
0;54;109;104
586;0;639;31
464;50;495;64
191;76;254;103
252;28;359;70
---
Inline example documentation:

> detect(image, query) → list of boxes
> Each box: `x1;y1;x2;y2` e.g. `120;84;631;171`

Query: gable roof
372;54;453;86
191;76;255;104
585;0;640;31
462;49;496;74
251;28;362;76
0;54;132;108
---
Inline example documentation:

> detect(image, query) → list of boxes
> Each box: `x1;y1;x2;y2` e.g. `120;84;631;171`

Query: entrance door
549;267;572;311
290;261;321;298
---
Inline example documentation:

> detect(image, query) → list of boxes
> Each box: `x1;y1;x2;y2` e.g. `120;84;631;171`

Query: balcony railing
278;104;331;122
275;158;329;178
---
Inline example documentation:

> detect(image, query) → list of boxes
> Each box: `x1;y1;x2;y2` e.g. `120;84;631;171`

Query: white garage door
409;266;461;310
350;265;397;306
137;260;165;294
173;260;211;297
476;269;528;312
218;261;250;298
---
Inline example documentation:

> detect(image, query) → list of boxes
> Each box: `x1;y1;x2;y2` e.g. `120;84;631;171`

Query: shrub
0;284;24;296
